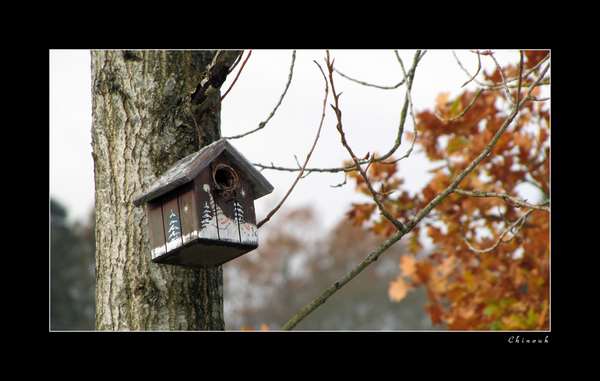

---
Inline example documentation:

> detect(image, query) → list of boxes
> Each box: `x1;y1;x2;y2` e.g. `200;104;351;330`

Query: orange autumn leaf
388;277;409;302
427;303;444;325
524;50;549;69
415;261;433;283
347;203;376;226
436;92;450;111
399;255;417;278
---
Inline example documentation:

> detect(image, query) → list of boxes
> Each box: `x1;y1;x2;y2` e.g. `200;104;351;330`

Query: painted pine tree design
167;210;181;242
201;201;213;229
233;200;244;225
200;183;219;240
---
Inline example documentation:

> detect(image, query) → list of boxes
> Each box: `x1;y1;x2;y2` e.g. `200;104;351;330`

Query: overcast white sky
50;49;529;228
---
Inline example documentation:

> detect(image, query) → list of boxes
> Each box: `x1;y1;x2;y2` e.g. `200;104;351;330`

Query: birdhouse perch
133;139;274;268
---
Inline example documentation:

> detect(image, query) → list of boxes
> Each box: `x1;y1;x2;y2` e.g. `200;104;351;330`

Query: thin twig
227;52;243;74
453;50;549;90
462;49;482;88
256;60;328;229
489;52;514;105
221;50;252;101
281;61;550;330
516;50;524;105
225;50;296;139
253;50;424;174
334;68;405;89
463;209;535;253
395;51;420;162
453;189;550;212
326;50;406;233
434;88;483;123
330;173;348;188
334;50;406;90
393;50;423;162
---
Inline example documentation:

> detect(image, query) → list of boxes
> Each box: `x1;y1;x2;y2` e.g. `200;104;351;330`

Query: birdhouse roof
133;139;274;206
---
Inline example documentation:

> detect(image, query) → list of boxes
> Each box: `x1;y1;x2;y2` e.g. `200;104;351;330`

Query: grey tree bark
91;50;239;330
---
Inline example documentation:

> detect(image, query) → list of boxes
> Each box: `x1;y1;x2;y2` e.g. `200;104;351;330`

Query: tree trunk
91;50;237;330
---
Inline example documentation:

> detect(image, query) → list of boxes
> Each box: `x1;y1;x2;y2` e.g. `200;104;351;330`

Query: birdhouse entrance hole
213;164;239;191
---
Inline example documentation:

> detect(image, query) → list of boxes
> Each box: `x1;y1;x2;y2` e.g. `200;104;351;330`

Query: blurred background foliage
224;206;437;330
50;198;95;330
50;199;436;330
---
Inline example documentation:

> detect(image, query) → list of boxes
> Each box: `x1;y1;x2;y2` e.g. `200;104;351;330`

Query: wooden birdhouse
133;139;273;267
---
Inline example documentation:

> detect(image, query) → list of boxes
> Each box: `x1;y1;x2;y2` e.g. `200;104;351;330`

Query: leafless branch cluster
221;49;550;330
325;50;407;233
257;61;328;229
452;50;550;92
253;50;426;175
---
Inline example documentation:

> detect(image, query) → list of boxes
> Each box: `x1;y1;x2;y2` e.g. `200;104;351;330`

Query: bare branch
434;50;521;123
394;51;420;160
489;51;514;105
461;49;481;88
452;50;549;91
330;173;348;188
453;189;550;212
227;51;243;74
434;88;484;123
334;68;404;89
225;50;296;139
221;50;252;101
516;50;524;105
463;209;535;253
325;50;406;233
281;61;550;330
281;229;404;330
256;60;328;229
254;50;425;174
334;52;407;89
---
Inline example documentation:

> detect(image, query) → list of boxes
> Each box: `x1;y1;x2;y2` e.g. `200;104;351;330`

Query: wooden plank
162;196;183;253
215;196;239;243
154;239;257;267
178;184;198;245
147;202;167;259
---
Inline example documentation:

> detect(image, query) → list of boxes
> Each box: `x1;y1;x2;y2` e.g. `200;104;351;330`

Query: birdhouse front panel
134;139;274;268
